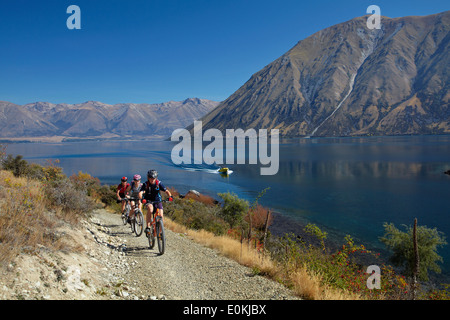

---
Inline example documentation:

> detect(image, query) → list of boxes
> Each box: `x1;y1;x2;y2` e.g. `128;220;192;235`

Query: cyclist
116;176;130;215
139;169;173;235
127;174;143;222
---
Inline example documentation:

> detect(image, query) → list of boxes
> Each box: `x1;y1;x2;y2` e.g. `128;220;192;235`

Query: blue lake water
4;135;450;281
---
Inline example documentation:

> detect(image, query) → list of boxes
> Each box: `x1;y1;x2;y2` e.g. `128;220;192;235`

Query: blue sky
0;0;448;105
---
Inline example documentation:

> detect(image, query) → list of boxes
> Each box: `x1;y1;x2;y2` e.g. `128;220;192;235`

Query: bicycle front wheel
156;218;166;255
133;210;144;237
148;224;155;249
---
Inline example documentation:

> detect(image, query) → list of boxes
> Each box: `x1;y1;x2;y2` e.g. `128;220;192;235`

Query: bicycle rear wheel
156;217;166;255
134;209;144;236
122;204;130;225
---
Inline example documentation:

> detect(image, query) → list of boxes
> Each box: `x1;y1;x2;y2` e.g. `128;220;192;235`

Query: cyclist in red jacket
116;176;130;215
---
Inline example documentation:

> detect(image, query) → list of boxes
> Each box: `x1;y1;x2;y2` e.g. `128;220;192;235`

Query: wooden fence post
412;218;419;300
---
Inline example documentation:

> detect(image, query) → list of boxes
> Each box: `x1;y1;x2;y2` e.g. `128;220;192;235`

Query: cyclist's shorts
149;202;163;210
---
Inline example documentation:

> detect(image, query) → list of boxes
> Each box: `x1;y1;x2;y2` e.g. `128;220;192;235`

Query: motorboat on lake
217;167;229;174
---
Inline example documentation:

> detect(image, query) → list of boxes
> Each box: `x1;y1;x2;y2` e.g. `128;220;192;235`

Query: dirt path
1;208;299;301
92;209;299;300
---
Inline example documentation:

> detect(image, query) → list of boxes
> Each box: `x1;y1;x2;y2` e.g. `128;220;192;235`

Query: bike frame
144;200;166;237
122;197;144;236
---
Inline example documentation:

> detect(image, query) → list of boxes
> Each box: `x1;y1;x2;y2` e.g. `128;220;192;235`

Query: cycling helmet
121;176;128;182
147;169;158;178
133;174;141;181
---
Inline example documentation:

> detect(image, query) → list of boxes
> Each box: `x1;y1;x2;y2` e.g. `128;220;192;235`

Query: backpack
143;179;160;195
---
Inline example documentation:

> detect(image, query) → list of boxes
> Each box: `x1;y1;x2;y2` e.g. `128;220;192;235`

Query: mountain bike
121;198;131;226
143;199;169;255
129;198;144;237
121;197;144;236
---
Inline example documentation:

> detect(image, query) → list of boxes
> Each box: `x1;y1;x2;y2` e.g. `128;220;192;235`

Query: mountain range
0;98;219;142
2;11;449;141
199;11;449;137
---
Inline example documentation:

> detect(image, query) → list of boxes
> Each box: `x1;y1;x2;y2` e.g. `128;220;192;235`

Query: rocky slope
0;98;219;141
200;11;449;137
0;208;299;301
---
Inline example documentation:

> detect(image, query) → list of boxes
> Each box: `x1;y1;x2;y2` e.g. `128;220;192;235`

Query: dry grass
0;170;77;265
164;216;355;300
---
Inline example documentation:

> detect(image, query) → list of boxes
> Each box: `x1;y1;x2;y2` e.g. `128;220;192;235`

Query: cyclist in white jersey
126;174;143;221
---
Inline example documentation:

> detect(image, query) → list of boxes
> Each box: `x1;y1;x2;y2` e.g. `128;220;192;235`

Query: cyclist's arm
160;182;172;200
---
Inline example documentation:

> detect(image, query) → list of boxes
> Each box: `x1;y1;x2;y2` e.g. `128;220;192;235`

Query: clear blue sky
0;0;448;105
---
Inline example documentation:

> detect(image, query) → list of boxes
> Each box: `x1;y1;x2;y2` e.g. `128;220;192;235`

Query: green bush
217;192;249;229
2;154;29;177
380;222;447;281
165;198;228;236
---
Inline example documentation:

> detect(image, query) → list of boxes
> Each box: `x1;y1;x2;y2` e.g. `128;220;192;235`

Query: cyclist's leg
121;200;126;214
156;202;164;221
130;201;136;219
145;203;154;229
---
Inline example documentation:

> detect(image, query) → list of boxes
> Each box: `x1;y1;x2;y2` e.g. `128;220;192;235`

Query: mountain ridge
0;98;219;142
198;11;449;138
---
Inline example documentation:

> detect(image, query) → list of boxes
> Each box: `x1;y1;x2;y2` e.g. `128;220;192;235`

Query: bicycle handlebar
120;197;141;202
142;198;172;205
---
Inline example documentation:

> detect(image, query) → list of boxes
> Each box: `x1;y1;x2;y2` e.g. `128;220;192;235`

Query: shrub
2;154;29;177
245;204;273;231
69;171;101;196
46;178;96;216
217;192;249;229
165;195;228;236
96;184;119;208
380;222;447;281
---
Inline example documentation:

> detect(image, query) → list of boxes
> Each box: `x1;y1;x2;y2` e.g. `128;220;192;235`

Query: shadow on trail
110;230;132;237
123;245;161;258
91;221;121;229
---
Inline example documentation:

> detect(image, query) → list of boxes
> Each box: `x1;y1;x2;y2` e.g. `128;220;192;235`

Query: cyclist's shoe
144;227;151;236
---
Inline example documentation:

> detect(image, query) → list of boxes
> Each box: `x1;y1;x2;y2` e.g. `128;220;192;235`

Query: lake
4;135;450;281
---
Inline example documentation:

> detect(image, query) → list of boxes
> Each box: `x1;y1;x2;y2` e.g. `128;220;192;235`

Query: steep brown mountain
200;11;449;137
0;98;219;141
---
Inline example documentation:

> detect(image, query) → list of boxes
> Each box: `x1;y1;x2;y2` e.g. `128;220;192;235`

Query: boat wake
177;165;233;175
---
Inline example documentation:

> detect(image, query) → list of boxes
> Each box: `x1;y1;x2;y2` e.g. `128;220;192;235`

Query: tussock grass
0;170;91;265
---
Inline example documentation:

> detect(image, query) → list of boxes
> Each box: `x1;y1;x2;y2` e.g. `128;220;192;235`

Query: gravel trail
92;209;300;300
